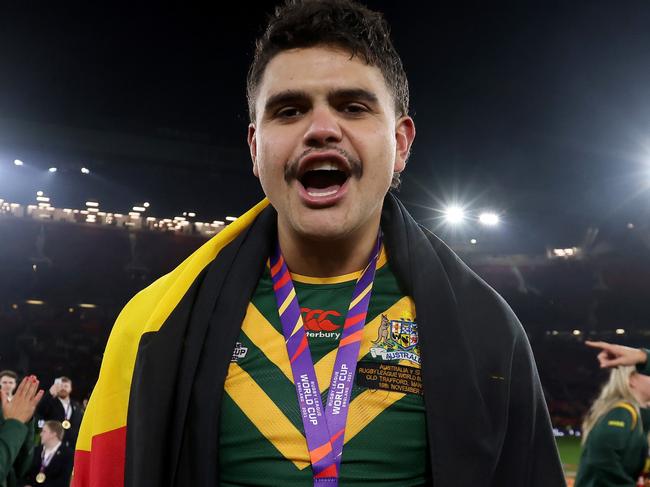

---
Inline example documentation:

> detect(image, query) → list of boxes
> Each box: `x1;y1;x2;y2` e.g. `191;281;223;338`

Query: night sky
1;1;650;249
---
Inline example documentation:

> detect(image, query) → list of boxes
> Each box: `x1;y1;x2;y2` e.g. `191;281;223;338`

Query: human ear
247;123;259;177
394;115;416;173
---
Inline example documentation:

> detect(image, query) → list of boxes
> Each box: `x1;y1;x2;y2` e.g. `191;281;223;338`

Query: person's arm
0;377;43;483
0;416;29;483
585;340;649;371
35;383;60;419
576;406;640;484
12;418;35;479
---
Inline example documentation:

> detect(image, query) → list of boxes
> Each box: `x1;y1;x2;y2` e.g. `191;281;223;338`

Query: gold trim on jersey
290;246;388;285
224;363;310;470
226;297;417;470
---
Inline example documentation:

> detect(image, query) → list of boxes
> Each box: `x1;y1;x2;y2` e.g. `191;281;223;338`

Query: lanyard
63;401;72;420
41;444;59;470
269;233;382;486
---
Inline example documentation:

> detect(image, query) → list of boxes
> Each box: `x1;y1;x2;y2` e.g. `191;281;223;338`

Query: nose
303;105;342;147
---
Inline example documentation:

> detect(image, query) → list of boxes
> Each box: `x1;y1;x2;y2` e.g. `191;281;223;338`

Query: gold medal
62;420;71;430
36;472;46;483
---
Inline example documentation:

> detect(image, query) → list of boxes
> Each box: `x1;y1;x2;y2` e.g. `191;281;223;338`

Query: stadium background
2;2;650;483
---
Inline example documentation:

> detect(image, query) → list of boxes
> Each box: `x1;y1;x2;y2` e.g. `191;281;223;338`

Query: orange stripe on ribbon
344;312;367;329
290;335;308;364
330;428;345;444
309;440;333;465
270;255;284;277
273;270;291;291
339;329;363;348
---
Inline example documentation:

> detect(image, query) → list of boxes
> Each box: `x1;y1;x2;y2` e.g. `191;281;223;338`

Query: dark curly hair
246;0;410;123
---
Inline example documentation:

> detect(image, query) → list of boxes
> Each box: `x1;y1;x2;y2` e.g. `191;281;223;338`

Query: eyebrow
263;88;380;115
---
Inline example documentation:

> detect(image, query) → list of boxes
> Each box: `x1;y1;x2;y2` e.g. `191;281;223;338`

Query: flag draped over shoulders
72;193;565;487
71;199;270;487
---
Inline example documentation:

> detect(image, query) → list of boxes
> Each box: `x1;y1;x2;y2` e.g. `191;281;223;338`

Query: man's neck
278;216;381;278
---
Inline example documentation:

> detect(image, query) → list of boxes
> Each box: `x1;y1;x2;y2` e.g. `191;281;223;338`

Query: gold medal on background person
62;420;71;429
36;472;46;483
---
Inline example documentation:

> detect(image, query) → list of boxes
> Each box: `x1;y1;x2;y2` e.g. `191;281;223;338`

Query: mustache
284;147;363;183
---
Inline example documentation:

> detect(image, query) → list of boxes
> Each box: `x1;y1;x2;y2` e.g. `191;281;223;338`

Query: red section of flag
72;427;126;487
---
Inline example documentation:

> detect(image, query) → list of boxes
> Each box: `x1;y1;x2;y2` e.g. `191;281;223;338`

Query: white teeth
307;189;338;197
308;162;340;171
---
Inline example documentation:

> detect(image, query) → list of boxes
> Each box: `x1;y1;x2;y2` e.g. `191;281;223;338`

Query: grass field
557;436;581;484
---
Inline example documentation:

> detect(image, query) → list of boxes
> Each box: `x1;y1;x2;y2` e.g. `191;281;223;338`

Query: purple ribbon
269;233;382;486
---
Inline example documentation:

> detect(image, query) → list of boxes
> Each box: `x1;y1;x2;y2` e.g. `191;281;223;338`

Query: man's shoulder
422;226;523;338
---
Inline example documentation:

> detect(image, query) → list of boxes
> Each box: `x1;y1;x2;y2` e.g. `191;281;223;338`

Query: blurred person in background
22;420;73;487
36;378;82;450
0;372;17;403
575;365;650;486
1;375;44;487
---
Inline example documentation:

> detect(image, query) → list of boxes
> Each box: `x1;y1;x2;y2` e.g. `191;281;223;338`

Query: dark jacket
121;194;565;487
0;416;34;487
575;403;650;487
36;395;82;449
22;444;73;487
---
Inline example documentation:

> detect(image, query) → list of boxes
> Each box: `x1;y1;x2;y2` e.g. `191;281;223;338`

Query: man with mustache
73;1;565;486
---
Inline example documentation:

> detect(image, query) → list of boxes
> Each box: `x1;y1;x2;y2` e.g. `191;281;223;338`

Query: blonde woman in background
575;365;650;486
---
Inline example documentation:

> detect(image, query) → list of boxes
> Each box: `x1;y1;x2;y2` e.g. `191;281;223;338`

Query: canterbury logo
301;308;341;331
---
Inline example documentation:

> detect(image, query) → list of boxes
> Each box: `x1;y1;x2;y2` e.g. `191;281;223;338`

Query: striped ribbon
269;232;382;486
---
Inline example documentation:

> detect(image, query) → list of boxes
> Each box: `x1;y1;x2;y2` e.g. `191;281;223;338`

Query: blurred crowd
1;370;84;487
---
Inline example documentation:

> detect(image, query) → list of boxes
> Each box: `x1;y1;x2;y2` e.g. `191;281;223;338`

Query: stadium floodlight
443;206;465;224
14;159;24;166
226;216;238;222
470;238;477;245
479;212;500;226
133;206;146;212
25;299;45;305
81;167;90;174
143;202;150;208
188;212;196;217
37;191;43;196
572;329;581;336
615;328;625;335
48;167;57;173
86;201;99;207
79;303;97;309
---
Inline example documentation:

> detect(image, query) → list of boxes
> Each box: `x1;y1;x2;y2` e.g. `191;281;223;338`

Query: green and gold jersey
219;250;428;486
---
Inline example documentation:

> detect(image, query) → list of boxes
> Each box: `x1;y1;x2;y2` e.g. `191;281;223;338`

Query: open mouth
298;163;350;198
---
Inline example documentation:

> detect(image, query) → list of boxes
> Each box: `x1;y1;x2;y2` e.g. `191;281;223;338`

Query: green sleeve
12;418;35;478
0;418;29;483
636;349;650;376
578;407;638;485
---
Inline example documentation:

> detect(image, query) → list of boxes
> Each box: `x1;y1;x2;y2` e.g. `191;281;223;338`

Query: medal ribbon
41;444;58;471
269;232;382;487
64;402;72;420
